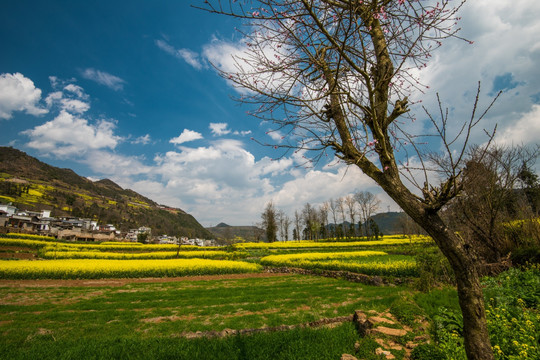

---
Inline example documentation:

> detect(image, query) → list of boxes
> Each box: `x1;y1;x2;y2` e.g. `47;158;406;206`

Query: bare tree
284;215;292;241
336;196;346;238
445;145;540;265
294;209;302;240
302;202;320;240
201;1;498;358
328;198;339;237
277;209;285;241
517;161;540;215
355;191;381;237
344;194;357;237
319;201;330;239
277;209;292;241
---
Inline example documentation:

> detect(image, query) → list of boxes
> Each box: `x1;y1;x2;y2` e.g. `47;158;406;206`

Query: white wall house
0;204;18;216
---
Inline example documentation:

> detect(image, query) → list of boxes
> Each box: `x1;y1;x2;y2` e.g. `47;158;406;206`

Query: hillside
206;223;265;242
370;212;409;235
0;147;213;239
325;212;416;236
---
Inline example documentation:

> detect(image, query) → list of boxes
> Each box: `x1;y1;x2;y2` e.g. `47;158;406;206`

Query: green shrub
414;247;454;291
410;343;446;360
482;265;540;308
390;297;425;327
426;267;540;359
511;245;540;265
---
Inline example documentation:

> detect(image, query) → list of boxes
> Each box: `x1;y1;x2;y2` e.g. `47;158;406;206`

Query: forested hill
206;223;265;242
0;146;213;238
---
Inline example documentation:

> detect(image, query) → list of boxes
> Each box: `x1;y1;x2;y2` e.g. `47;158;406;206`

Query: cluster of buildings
0;204;216;246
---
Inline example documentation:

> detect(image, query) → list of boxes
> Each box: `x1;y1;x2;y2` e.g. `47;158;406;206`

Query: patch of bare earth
179;315;354;339
0;289;107;306
347;309;429;360
141;314;196;324
0;246;37;259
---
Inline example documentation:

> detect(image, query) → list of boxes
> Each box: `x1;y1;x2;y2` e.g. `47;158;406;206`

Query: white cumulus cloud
0;72;48;119
132;134;151;145
44;83;90;114
494;104;540;146
22;110;121;158
169;129;204;145
209;122;231;136
83;150;152;177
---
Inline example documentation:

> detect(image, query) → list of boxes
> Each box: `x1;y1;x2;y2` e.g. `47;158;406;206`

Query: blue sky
1;0;539;227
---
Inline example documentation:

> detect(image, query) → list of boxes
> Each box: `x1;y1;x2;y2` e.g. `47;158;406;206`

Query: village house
0;210;8;227
125;226;152;242
157;235;178;244
0;205;120;241
0;205;207;244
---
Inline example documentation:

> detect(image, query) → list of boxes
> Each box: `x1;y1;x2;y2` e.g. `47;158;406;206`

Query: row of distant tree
260;190;383;242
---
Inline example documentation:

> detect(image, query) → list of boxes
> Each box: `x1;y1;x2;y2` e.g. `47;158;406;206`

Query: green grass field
0;274;409;360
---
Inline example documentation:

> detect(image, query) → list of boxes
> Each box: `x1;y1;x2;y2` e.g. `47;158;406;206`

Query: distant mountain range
0;146;213;239
206;212;412;241
363;212;410;235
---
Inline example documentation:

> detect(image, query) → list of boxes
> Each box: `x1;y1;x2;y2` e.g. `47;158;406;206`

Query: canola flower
484;296;540;359
0;238;215;252
42;242;208;252
0;238;50;248
502;217;540;228
0;258;262;279
316;234;422;242
41;249;246;260
236;235;430;250
261;251;388;263
2;233;56;241
260;251;418;277
100;241;144;246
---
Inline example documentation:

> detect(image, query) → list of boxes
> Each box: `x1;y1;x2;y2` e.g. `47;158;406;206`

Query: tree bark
424;216;493;360
375;178;494;360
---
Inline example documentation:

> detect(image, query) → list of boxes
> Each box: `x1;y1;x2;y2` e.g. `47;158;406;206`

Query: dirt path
0;272;293;288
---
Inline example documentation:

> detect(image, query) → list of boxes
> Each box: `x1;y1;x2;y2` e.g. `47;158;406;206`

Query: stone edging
180;315;353;339
264;267;413;286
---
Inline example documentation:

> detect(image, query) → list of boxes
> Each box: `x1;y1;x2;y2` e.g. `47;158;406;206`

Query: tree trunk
454;267;494;359
420;212;494;360
378;179;494;359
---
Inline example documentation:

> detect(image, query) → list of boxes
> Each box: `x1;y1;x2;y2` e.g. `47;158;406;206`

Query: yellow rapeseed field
260;251;418;277
0;237;213;251
41;249;244;260
260;250;388;263
236;235;430;250
0;258;262;279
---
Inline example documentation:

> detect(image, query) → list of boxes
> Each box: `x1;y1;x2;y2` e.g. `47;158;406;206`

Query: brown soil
0;252;36;259
0;272;293;288
0;246;37;260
